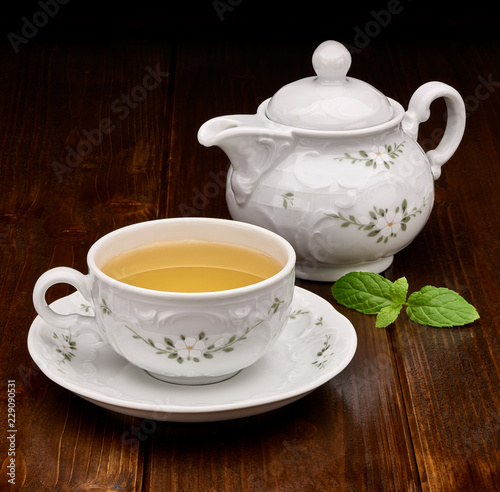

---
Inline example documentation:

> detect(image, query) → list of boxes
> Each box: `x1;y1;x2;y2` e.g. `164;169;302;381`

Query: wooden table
1;5;499;490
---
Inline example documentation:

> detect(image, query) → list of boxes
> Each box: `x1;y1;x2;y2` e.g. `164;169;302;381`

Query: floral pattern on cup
126;321;264;364
326;197;428;244
334;141;406;169
269;298;285;315
80;299;110;315
121;301;315;366
53;332;77;364
281;192;294;209
101;299;112;315
56;296;339;371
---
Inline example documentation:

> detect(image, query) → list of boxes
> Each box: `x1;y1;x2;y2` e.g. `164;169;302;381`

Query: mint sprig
331;272;479;328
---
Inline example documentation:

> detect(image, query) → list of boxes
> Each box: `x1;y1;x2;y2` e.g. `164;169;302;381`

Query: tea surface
101;240;282;292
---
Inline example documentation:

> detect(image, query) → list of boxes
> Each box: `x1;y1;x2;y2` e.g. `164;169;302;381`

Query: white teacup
33;218;296;385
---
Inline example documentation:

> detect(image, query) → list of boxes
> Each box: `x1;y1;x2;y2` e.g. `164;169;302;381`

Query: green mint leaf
331;272;393;315
376;303;404;328
389;277;408;304
406;286;480;327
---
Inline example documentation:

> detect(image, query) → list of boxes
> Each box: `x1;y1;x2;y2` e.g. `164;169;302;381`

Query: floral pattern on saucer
312;335;333;369
53;332;77;364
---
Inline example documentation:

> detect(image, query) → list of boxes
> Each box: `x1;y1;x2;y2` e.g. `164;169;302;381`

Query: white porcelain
266;40;394;131
198;40;466;281
27;287;357;422
33;218;296;385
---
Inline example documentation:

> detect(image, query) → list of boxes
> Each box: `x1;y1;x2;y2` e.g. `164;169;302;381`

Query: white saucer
28;287;357;422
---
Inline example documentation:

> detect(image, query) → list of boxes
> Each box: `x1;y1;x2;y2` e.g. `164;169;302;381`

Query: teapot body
226;100;434;280
199;80;466;281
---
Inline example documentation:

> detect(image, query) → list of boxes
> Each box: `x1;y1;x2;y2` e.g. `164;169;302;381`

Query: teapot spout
198;114;262;147
198;111;294;204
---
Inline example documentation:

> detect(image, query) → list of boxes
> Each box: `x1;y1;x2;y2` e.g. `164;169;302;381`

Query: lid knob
265;40;394;130
312;40;352;86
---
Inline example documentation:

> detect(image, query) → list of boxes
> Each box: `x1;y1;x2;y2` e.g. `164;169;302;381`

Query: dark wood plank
386;39;500;490
0;38;172;489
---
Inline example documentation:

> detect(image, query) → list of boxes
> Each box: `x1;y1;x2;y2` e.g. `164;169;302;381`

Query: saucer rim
28;287;357;418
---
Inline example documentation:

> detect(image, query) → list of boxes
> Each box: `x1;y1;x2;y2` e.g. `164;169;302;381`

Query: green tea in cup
101;240;283;293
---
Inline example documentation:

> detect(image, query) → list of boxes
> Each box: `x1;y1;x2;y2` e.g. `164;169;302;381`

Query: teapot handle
402;81;466;180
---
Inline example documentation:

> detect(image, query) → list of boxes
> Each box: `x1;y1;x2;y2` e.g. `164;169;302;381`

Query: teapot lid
266;40;394;131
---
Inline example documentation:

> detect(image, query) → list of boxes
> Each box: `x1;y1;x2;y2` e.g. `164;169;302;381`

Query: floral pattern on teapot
326;197;428;244
334;141;406;169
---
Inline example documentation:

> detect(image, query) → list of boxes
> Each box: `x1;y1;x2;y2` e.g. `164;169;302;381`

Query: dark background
1;0;499;47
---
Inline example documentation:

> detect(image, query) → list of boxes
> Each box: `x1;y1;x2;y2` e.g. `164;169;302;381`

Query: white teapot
198;41;466;280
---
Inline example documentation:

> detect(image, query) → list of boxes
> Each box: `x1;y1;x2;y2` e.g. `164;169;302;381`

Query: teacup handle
402;81;466;180
33;267;104;340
